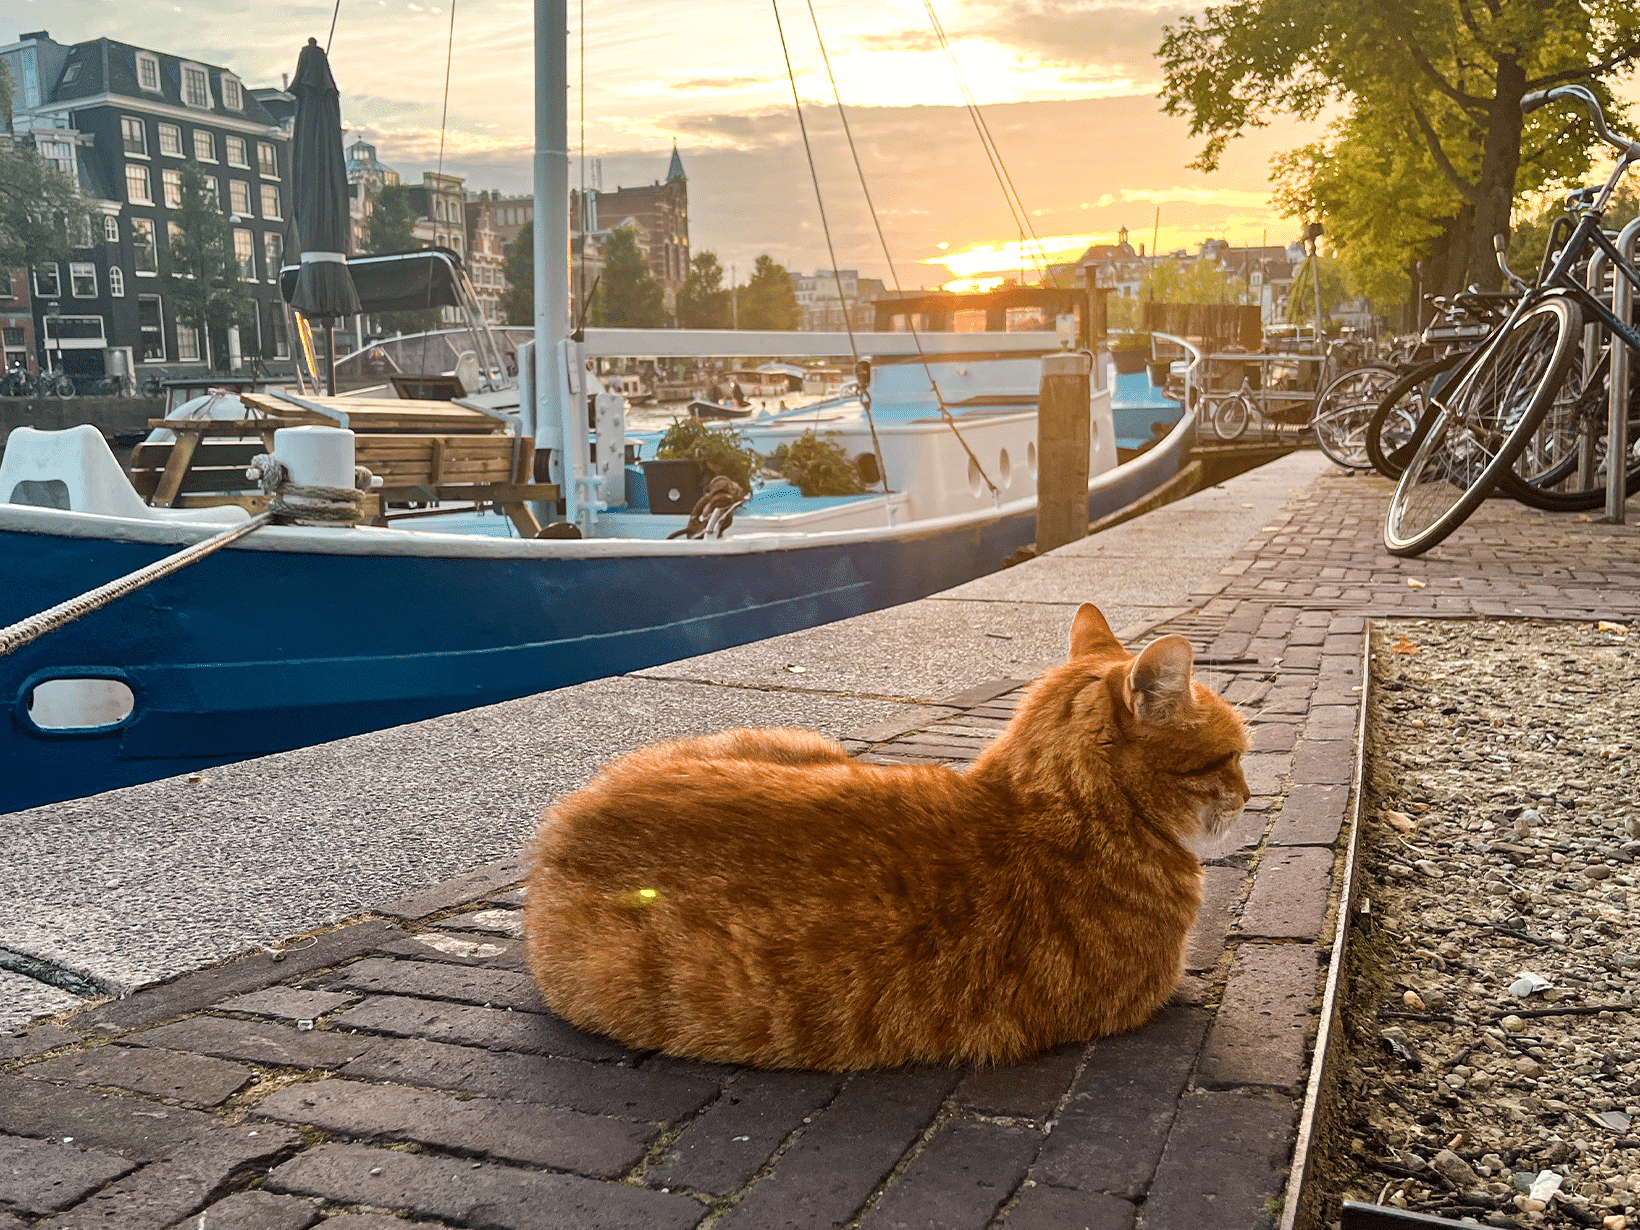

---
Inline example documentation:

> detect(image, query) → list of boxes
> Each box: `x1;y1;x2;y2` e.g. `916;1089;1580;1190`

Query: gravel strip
1316;618;1640;1229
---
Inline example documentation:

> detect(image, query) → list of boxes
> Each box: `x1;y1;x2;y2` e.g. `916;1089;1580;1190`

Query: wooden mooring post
1035;351;1092;554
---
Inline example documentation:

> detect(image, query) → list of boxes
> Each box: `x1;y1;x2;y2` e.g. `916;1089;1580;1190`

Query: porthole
967;455;985;498
998;448;1012;489
1027;441;1038;481
27;678;134;730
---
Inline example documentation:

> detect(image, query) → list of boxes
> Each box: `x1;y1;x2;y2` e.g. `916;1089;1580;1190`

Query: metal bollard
1609;217;1640;524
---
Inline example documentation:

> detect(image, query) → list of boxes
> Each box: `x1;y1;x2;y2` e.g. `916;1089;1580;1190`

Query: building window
233;229;255;279
138;295;166;360
131;219;158;273
121;115;148;157
168;221;183;251
33;263;61;298
269;307;289;358
109;266;125;297
136;52;161;92
162;168;183;209
226;135;249;168
39;140;75;177
258;143;278;178
69;262;97;298
259;184;281;220
230;181;252;216
264;231;284;277
202;177;219;208
182;65;211;109
176;325;200;362
124;164;152;204
193;130;215;162
158;123;183;157
103;215;120;243
3;327;23;347
221;76;243;110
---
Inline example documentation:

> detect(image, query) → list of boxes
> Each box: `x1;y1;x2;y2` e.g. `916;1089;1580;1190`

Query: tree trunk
1468;55;1528;291
1420;206;1476;303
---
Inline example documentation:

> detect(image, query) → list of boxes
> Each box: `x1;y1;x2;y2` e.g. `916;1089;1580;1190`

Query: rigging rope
435;0;458;180
768;0;896;517
800;0;999;499
325;0;342;53
921;0;1051;281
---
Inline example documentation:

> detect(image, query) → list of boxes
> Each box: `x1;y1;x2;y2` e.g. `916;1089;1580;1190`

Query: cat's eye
1175;751;1238;777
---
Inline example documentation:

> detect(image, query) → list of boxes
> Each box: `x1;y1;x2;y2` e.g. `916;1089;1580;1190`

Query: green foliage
771;431;867;497
0;143;97;278
677;250;731;328
655;418;758;490
365;184;420;254
1107;260;1249;330
160;162;251;366
500;219;533;326
589;225;665;328
1159;0;1640;294
1283;254;1352;328
739;254;800;330
1509;180;1640;278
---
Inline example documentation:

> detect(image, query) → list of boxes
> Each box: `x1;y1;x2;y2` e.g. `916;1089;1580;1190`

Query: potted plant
644;419;759;513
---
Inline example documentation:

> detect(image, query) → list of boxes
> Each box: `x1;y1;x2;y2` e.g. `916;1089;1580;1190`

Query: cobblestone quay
2;464;1637;1229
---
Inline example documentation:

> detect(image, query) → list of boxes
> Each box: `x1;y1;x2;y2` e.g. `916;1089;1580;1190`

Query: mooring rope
0;463;375;658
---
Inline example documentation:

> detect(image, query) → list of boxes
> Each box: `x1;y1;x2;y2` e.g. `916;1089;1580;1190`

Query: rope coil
246;455;376;526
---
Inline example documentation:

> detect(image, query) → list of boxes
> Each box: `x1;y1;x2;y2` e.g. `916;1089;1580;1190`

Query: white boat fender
246;426;381;527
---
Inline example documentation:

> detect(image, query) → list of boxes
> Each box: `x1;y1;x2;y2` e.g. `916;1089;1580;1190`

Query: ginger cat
523;602;1249;1070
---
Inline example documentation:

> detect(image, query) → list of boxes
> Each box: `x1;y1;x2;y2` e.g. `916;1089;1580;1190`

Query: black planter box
642;458;704;514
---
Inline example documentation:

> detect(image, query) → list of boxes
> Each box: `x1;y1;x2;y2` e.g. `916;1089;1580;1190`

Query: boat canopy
280;248;468;315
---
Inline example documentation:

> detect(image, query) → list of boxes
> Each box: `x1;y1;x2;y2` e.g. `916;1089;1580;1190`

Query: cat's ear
1123;635;1196;726
1069;603;1123;659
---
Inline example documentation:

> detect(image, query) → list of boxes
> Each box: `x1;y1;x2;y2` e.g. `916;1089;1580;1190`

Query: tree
160;161;251;369
676;250;731;328
1159;0;1640;292
0;144;97;281
500;220;533;326
588;225;665;328
365;184;419;254
1283;254;1352;329
1107;259;1249;330
739;255;799;330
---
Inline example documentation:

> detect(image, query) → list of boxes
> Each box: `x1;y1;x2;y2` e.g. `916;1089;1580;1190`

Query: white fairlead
300;251;347;263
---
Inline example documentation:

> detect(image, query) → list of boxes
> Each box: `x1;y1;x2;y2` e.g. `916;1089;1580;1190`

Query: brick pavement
3;470;1637;1230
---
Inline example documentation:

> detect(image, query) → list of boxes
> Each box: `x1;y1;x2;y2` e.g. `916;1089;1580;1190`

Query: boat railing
577;328;1076;360
1148;331;1205;429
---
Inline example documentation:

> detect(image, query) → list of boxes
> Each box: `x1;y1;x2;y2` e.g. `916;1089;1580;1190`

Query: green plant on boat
655;419;760;491
773;430;866;498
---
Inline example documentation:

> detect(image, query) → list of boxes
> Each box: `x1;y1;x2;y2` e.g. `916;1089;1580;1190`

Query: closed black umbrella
285;37;359;392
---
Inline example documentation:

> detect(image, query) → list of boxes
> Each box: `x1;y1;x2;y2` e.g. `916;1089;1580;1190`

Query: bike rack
1609;217;1640;524
1583;247;1611;491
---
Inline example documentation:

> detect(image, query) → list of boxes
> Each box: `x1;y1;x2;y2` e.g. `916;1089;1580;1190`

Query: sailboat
0;1;1201;814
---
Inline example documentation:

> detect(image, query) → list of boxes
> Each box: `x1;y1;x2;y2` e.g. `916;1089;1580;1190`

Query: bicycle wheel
1496;345;1640;510
1211;394;1250;441
1311;364;1399;468
1365;351;1469;479
51;374;76;398
1384;296;1581;556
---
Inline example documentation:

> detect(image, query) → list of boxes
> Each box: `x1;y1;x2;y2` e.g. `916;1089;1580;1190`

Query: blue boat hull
1;421;1191;813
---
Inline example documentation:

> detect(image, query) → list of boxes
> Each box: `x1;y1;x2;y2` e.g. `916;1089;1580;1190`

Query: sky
14;0;1332;285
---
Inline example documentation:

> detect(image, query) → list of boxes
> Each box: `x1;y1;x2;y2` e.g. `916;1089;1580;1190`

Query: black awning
281;247;467;316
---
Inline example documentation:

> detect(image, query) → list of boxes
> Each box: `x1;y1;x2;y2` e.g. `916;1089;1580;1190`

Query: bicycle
1383;85;1640;556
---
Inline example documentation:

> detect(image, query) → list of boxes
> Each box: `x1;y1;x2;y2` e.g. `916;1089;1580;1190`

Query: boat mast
533;0;569;468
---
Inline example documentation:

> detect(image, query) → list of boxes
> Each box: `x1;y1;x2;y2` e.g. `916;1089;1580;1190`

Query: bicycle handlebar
1521;85;1640;157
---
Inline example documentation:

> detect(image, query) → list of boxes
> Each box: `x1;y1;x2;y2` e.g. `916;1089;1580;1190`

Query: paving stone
1195;807;1267;862
1032;1007;1209;1199
858;1120;1039;1230
373;931;530;971
317;1216;454;1230
1238;752;1291;798
1197;944;1320;1091
0;1134;135;1216
715;1069;960;1230
266;1142;703;1230
1239;848;1335;940
339;1035;716;1121
321;957;544;1011
373;855;529;921
128;1016;375;1070
646;1070;844;1195
35;1125;299;1230
23;1045;253;1106
1183;866;1246;973
214;987;359;1021
1292;737;1356;785
1304;704;1359;740
1250;722;1298;753
253;1078;657;1178
1138;1090;1297;1229
952;1042;1083;1120
0;1025;80;1062
181;1189;320;1230
0;1075;220;1161
330;994;632;1062
438;908;526;938
1002;1186;1136;1230
1269;782;1350;847
81;922;403;1034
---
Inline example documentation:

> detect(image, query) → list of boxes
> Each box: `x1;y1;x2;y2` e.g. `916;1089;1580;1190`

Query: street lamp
46;300;63;382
